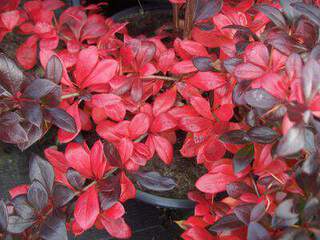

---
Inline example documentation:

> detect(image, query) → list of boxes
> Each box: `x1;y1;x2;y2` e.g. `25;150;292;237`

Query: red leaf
74;185;100;230
234;63;265;79
120;172;136;202
9;185;29;199
196;173;237;194
16;35;38;70
81;14;107;41
130;77;143;102
179;39;209;57
91;94;122;108
179;116;212;132
65;143;92;178
158;49;175;74
74;46;98;86
90;140;107;180
1;10;19;30
101;202;125;219
186;72;226;91
118;138;134;163
100;217;131;239
153;87;176;116
58;102;81;143
190;96;214;120
181;226;215;240
152;135;173;164
245;42;269;68
150;112;177;133
44;147;68;173
81;59;118;88
129;113;150;139
104;103;126;122
172;60;197;74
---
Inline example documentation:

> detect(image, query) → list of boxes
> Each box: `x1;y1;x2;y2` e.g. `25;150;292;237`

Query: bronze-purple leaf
22;78;60;100
226;181;253;199
220;130;251;145
255;4;287;29
103;142;122;168
233;144;254;173
248;222;271;240
135;171;176;192
66;169;85;191
244;88;279;110
192;57;213;72
302;58;320;101
29;154;55;193
21;102;43;128
11;195;36;220
194;0;222;21
234;203;255;225
0;199;8;232
17;122;43;151
27;180;48;212
52;184;75;208
46;107;76;133
247;126;279;144
291;2;320;27
7;215;36;234
250;202;266;222
209;214;244;232
45;55;63;84
40;213;67;240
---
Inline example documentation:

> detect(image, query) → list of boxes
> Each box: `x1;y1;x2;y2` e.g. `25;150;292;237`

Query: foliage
0;0;320;239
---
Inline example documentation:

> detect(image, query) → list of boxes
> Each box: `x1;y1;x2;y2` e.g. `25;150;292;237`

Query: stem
184;0;196;39
250;173;261;198
134;133;148;143
61;92;80;100
141;75;179;81
173;4;179;33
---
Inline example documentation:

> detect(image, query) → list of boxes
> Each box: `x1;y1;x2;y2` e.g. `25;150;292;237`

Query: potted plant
1;0;320;239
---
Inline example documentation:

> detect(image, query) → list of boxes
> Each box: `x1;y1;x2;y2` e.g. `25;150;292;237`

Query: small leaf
248;222;271;240
7;216;35;234
209;214;244;232
233;144;254;173
247;127;279;144
66;169;85;191
244;88;279;109
40;213;67;240
220;130;251;144
46;108;77;133
250;202;266;222
45;55;63;84
291;2;320;27
226;182;253;198
135;171;176;192
0;199;8;231
52;184;75;208
192;57;213;72
276;124;305;156
27;181;48;212
29;154;54;193
255;4;287;29
234;203;255;224
0;53;25;95
12;195;36;220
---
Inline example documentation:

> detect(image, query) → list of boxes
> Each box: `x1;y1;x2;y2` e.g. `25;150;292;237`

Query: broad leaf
40;213;67;240
0;53;25;95
135;171;176;192
7;216;35;234
27;180;48;212
276;124;305;156
46;108;76;133
52;184;75;208
233;144;254;173
244;88;279;109
247;127;279;144
45;55;63;84
272;199;299;228
209;214;244;232
29;154;55;193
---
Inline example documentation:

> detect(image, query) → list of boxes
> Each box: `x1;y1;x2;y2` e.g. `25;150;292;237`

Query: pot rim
136;190;195;209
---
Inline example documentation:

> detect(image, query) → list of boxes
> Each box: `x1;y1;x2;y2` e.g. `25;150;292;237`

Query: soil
136;131;206;199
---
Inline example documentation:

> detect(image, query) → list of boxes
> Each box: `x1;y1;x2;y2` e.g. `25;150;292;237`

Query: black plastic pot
136;190;195;209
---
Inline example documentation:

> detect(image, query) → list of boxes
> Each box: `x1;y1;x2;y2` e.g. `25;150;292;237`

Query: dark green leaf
233;144;254;173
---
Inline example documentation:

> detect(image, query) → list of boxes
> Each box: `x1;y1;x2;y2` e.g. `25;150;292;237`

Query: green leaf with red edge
196;172;237;194
153;87;176;116
74;185;100;230
209;214;244;232
90;140;108;180
247;126;279;144
152;135;173;165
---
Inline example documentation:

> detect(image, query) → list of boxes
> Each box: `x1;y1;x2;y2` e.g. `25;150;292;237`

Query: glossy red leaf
65;143;92;179
234;63;265;79
16;35;38;70
153;87;176;116
129;113;150;139
58;102;81;143
120;172;136;202
150;112;177;133
74;185;100;230
118;138;134;163
100;217;131;239
172;60;197;74
179;116;212;133
244;42;269;68
101;202;125;219
190;96;214;120
1;10;19;30
186;72;225;91
152;135;173;164
91;94;122;108
90;140;107;180
196;173;237;194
